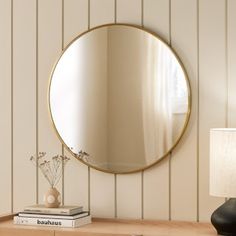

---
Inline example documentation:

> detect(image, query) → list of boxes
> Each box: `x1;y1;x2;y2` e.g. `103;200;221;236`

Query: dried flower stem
30;152;70;188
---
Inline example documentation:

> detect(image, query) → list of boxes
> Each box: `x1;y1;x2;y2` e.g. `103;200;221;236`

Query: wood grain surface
0;217;216;236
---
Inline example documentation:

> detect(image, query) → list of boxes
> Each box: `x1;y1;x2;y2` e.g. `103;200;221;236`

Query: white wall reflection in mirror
49;24;190;173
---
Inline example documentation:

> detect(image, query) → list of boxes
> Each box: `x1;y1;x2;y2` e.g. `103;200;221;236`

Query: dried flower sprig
76;150;90;163
30;152;70;188
70;148;90;163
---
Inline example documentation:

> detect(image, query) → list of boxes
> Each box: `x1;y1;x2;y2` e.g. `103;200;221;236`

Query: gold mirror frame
48;23;192;174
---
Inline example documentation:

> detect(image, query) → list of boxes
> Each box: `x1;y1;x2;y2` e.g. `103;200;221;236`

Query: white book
23;204;83;216
18;211;89;220
14;215;91;228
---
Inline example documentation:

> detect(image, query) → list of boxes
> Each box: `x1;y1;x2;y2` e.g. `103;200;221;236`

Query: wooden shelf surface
0;216;216;236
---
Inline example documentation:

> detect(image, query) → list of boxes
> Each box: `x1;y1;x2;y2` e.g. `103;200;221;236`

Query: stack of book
14;205;91;228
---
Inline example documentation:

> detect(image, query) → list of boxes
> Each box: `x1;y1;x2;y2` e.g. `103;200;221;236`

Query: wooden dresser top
0;215;216;236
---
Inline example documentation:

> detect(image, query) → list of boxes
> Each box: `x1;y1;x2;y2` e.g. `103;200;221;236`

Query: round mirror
49;24;191;174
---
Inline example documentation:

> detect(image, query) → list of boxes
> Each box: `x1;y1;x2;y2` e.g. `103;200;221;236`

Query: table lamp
210;128;236;236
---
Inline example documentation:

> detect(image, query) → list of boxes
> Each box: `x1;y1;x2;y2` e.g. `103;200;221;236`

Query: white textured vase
43;187;61;208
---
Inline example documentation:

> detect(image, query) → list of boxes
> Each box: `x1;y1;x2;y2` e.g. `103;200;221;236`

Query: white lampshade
210;128;236;197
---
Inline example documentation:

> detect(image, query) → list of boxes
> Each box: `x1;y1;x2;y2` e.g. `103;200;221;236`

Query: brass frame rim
48;23;192;174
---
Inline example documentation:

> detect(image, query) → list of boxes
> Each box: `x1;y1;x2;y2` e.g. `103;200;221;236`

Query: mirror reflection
49;24;190;173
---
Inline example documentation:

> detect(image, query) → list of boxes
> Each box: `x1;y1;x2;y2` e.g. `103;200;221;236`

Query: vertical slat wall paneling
142;0;169;220
199;0;226;221
117;174;142;219
170;0;198;221
116;0;141;25
63;0;89;210
116;0;142;219
143;0;169;42
64;0;88;46
90;170;115;218
0;0;11;214
13;0;36;212
143;162;169;220
90;0;115;27
89;0;115;218
228;0;236;127
38;0;62;204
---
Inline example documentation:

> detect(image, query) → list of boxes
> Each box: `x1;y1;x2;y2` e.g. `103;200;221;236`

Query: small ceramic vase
43;187;61;208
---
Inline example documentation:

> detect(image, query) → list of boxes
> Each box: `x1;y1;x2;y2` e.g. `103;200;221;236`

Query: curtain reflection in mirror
142;38;187;163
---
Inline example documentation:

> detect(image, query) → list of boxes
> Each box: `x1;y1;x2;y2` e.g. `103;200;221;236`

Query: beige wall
0;0;235;222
